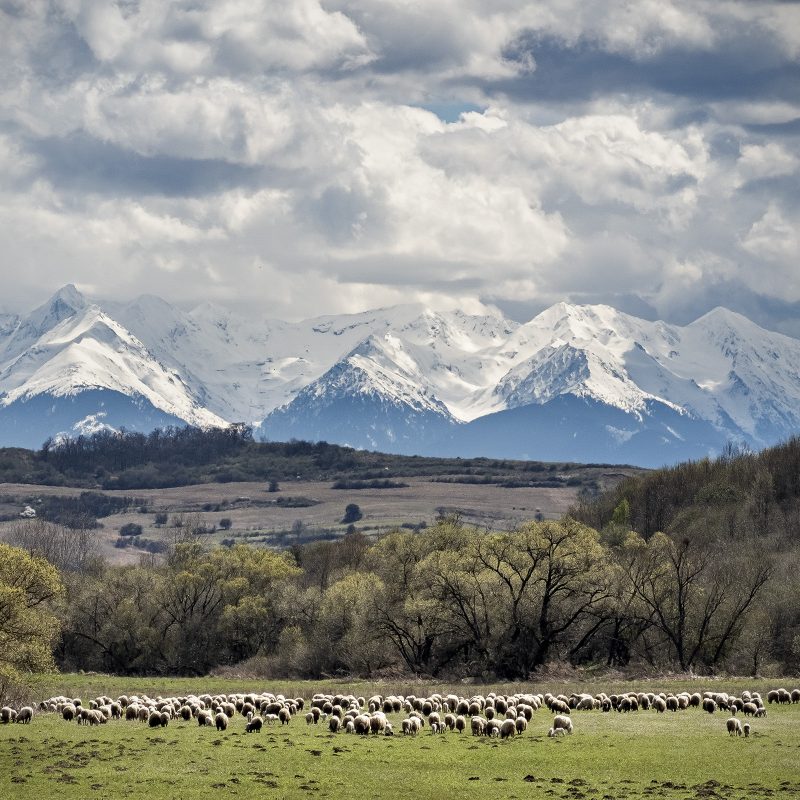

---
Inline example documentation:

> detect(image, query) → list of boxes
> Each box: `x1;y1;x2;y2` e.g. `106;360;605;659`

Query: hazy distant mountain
2;285;800;466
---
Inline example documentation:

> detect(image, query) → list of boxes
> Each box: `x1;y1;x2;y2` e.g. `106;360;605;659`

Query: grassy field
2;676;799;800
0;476;611;563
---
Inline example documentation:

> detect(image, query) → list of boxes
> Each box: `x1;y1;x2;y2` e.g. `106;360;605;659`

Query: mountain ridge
1;285;799;466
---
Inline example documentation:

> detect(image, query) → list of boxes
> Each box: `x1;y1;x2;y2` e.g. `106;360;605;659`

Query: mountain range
2;285;800;467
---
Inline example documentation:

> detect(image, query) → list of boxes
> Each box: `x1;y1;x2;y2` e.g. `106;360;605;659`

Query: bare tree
3;518;99;572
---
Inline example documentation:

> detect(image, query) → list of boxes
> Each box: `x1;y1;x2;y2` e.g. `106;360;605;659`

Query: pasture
1;677;799;800
0;475;607;563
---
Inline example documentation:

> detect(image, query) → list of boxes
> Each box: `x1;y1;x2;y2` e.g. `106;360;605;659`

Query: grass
1;676;799;799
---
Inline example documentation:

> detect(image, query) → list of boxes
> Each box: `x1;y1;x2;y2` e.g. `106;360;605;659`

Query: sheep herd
1;685;798;743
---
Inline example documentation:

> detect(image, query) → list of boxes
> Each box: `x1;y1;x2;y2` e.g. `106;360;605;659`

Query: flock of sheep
2;685;798;742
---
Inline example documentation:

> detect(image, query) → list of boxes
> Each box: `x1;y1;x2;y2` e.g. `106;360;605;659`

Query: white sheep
499;719;516;739
551;714;573;735
726;717;743;737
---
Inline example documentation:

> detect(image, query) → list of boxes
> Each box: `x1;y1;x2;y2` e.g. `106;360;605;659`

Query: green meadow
1;676;799;799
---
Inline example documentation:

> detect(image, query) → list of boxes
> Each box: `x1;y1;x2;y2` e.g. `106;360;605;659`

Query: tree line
2;511;794;688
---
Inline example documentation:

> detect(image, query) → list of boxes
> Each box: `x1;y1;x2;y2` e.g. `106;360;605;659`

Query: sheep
499;719;516;739
345;720;355;734
198;711;213;727
702;698;717;714
354;714;371;736
665;696;679;712
455;715;466;734
245;717;263;734
551;715;573;735
485;719;501;738
1;707;16;724
148;711;162;728
548;727;567;737
443;713;456;731
470;716;485;736
215;712;228;732
743;723;751;738
370;713;387;735
767;690;779;704
726;717;743;737
515;716;528;734
754;707;767;718
742;702;758;716
792;690;800;704
384;722;394;736
15;706;33;724
62;703;76;722
88;710;106;726
305;712;314;725
329;716;341;733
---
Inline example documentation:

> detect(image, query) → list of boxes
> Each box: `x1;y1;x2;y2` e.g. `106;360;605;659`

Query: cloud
0;0;797;331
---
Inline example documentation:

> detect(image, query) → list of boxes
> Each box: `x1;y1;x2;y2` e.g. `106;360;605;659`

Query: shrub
342;503;362;524
119;523;143;537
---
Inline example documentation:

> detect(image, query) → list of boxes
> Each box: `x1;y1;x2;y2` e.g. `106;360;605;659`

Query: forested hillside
0;426;619;490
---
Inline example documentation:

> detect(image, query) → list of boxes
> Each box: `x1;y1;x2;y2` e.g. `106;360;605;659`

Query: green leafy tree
0;543;64;700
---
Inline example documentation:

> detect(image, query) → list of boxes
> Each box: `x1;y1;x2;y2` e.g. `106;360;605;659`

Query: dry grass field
0;468;635;562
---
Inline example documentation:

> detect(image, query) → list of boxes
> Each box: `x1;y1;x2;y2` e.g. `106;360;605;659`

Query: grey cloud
495;31;800;106
28;132;263;197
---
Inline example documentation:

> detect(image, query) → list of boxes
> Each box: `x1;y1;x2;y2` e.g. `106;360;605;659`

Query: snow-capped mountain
2;285;800;467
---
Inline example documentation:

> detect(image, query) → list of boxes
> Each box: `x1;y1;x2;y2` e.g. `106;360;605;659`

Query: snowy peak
2;286;800;462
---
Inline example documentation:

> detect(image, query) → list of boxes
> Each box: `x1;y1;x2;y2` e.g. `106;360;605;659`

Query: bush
219;518;232;530
342;503;362;524
154;512;168;526
119;523;143;537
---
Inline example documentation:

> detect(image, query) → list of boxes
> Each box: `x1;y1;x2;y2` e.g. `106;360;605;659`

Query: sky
1;1;799;334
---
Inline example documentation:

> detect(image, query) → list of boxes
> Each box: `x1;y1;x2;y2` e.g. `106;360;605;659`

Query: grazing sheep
486;719;500;738
653;697;667;713
515;716;528;734
552;715;573;735
1;707;15;724
499;719;516;739
455;715;466;734
354;714;371;736
329;716;341;733
548;727;567;737
245;717;263;734
370;713;387;735
754;707;767;718
726;717;743;737
15;707;33;724
345;720;355;734
385;722;394;736
702;698;717;714
767;690;779;704
62;704;76;722
215;712;228;731
792;690;800;704
742;702;758;716
279;707;291;725
743;723;751;738
148;711;162;728
198;711;213;727
470;716;485;736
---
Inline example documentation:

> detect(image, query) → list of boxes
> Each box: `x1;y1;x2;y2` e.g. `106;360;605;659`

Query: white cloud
0;0;797;327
